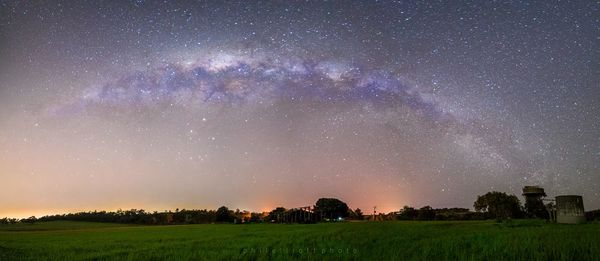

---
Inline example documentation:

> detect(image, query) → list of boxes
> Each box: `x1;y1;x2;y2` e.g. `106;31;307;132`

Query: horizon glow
0;1;598;218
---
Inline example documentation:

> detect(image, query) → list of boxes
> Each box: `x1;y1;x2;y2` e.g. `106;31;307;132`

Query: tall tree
267;207;286;222
314;198;349;220
351;208;364;220
215;206;234;222
474;191;523;220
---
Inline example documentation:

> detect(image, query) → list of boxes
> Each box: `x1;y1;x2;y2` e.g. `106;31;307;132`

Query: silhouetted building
556;195;585;224
522;186;549;219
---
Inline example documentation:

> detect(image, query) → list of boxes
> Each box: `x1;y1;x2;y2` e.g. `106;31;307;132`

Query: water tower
522;186;546;199
555;195;585;224
522;186;547;217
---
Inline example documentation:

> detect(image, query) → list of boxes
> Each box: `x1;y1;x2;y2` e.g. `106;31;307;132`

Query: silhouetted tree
417;206;436;220
432;208;472;220
215;206;234;222
474;191;523;220
267;207;286;222
397;206;418;220
249;212;264;223
21;216;37;224
350;208;364;220
314;198;349;220
586;209;600;221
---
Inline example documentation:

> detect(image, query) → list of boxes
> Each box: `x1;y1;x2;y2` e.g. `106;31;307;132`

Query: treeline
0;217;20;224
2;194;598;225
36;209;221;225
392;206;486;221
0;206;486;225
31;207;263;225
586;209;600;221
1;198;358;225
5;207;600;225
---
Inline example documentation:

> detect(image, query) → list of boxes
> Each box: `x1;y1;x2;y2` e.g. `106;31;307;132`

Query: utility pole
373;206;377;221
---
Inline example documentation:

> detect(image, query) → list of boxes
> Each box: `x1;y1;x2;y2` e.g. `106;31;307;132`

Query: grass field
1;220;599;260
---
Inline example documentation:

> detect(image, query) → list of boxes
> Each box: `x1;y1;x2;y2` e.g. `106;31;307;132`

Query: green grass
0;220;599;260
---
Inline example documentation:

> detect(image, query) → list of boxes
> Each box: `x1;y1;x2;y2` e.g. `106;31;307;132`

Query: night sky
0;1;598;218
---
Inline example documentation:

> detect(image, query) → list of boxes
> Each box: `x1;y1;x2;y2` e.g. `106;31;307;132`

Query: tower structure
522;186;548;218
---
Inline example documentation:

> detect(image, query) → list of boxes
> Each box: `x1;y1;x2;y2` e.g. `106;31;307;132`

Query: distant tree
474;191;523;220
586;209;600;221
432;208;471;220
267;207;286;222
21;216;37;224
350;208;364;220
397;206;418;220
249;212;264;223
417;206;436;220
215;206;234;222
233;209;242;223
314;198;349;220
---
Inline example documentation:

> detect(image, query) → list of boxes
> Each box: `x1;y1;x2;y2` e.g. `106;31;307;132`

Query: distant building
522;185;587;224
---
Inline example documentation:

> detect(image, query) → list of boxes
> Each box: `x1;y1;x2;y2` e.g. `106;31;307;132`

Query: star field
0;1;598;217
